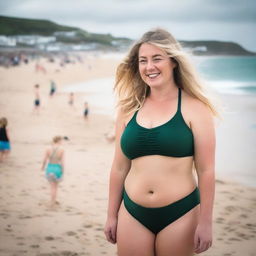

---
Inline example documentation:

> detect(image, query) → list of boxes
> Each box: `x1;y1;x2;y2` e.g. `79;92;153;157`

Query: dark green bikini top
120;88;194;160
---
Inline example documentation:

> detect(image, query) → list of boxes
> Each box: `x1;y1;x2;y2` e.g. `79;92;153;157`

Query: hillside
0;15;131;47
180;40;255;56
0;15;255;55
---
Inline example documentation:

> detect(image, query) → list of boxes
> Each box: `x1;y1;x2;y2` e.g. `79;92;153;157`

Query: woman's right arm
41;149;50;171
105;109;131;244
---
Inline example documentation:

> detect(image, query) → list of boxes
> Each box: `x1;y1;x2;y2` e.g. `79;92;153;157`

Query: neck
148;85;178;102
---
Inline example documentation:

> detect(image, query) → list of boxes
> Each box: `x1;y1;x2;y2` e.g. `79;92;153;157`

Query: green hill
0;15;131;46
0;16;255;55
180;40;255;56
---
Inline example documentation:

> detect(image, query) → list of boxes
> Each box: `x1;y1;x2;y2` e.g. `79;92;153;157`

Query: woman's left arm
191;101;216;254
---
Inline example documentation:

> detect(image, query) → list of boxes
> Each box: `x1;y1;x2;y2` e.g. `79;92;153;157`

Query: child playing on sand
0;117;11;162
41;136;67;207
33;84;41;114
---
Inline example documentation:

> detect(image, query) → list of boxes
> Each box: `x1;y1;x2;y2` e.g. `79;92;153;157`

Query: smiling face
138;43;176;89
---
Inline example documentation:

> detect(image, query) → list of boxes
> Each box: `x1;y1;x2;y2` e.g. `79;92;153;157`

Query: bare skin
0;127;11;162
41;141;64;207
105;43;215;256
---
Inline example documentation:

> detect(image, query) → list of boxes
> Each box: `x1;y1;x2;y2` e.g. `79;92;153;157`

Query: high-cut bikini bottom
123;187;200;235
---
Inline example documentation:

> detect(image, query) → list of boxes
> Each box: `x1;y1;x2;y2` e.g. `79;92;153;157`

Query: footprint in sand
225;205;237;212
236;232;251;240
228;237;242;241
45;236;55;241
19;215;32;219
17;242;25;246
30;244;40;248
239;214;248;219
95;227;103;231
215;217;225;224
83;224;92;228
37;251;79;256
66;231;77;236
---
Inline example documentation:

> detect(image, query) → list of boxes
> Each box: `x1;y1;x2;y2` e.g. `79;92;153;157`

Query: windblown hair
114;28;219;116
0;117;8;128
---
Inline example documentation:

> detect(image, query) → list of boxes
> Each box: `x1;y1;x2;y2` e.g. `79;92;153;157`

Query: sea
64;55;256;187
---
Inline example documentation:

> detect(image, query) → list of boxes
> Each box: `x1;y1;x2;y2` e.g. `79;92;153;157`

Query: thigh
117;202;155;256
155;205;200;256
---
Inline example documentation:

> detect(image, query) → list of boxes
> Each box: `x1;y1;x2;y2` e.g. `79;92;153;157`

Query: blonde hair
52;136;62;143
0;117;8;128
114;28;219;117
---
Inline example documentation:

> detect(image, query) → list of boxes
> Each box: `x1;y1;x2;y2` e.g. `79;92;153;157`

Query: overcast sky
1;0;256;51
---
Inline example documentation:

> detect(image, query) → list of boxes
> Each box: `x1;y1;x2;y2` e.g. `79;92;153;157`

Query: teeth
148;73;159;78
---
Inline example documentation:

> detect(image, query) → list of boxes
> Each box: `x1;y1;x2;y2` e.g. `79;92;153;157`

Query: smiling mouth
146;73;160;78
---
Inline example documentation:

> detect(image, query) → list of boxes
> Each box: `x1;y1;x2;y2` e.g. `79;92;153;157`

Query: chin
146;79;162;88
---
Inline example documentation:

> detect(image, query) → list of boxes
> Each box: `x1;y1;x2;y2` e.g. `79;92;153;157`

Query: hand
194;222;212;254
104;216;118;244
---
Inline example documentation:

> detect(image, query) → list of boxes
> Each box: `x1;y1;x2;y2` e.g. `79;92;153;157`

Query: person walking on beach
49;80;57;97
83;101;89;120
68;92;74;106
104;28;217;256
0;117;11;162
33;84;41;114
41;136;66;207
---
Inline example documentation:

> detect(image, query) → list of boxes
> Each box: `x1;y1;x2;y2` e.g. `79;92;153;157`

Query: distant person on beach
83;101;89;119
41;136;67;207
35;62;46;74
68;92;74;106
104;28;218;256
49;80;57;97
0;117;11;162
33;84;40;114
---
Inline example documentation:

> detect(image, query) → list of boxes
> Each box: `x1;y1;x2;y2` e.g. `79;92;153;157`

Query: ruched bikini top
120;88;194;160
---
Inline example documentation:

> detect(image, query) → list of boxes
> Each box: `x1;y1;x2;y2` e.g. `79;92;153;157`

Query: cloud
0;0;255;51
1;0;256;23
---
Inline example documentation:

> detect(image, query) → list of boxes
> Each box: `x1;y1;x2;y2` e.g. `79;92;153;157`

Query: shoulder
45;147;51;155
116;107;135;127
182;91;212;118
181;91;214;131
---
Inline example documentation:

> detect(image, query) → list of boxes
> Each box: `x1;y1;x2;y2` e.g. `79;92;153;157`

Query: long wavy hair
114;28;219;117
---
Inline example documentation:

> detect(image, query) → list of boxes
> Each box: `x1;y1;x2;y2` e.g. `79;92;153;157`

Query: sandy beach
0;53;256;256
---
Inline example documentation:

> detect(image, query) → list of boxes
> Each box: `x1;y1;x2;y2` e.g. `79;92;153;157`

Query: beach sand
0;53;256;256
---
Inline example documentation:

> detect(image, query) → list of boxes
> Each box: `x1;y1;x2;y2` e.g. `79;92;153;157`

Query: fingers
104;227;116;244
194;238;212;254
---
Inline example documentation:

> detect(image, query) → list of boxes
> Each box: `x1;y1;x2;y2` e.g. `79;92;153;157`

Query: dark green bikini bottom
123;187;200;235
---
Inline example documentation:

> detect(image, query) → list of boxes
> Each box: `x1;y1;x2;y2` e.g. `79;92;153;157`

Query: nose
146;60;155;70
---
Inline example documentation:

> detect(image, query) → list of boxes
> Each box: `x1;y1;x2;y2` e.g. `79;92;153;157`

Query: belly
124;155;197;207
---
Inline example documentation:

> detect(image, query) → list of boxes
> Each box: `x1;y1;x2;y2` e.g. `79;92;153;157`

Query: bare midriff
124;155;197;207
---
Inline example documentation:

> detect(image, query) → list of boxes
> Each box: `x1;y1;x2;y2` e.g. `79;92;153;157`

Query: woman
41;136;65;207
104;28;218;256
0;117;11;162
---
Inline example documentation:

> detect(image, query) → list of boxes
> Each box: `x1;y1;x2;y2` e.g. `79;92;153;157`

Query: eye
139;59;147;64
153;58;162;62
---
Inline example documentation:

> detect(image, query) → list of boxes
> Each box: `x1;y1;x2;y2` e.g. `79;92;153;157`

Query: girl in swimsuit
104;28;218;255
41;136;65;207
0;117;11;162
